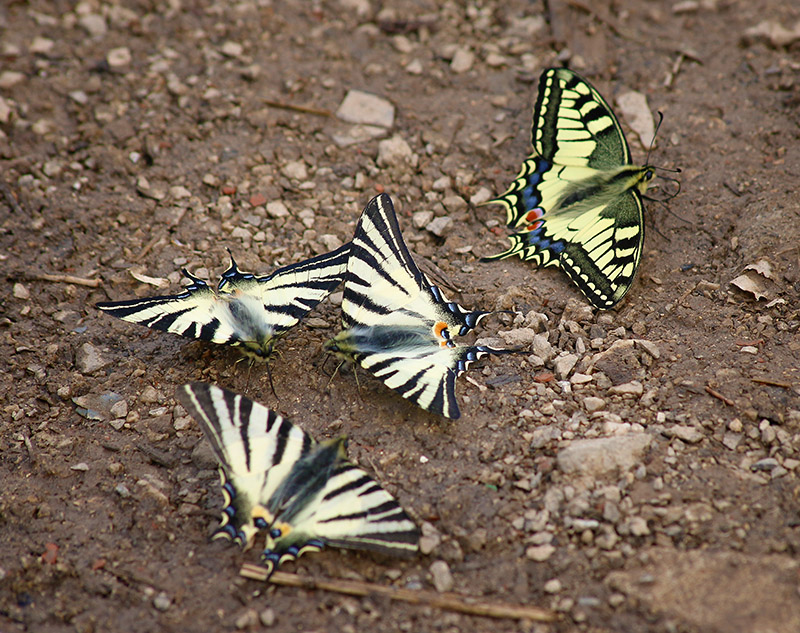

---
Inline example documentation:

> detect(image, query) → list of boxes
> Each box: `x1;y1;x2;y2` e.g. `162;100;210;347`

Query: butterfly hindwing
97;244;350;360
177;383;419;577
485;67;653;309
327;194;511;419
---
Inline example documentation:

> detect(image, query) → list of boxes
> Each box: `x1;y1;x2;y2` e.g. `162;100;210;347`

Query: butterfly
97;245;350;361
325;193;512;419
177;382;419;577
483;67;655;309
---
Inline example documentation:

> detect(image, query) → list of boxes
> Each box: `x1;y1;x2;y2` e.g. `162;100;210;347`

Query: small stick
262;99;331;118
705;385;735;406
240;566;558;622
664;52;685;89
752;377;792;389
28;272;101;288
1;180;24;214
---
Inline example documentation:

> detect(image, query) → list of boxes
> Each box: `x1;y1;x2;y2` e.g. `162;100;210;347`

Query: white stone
377;135;415;168
107;47;131;67
553;353;579;380
470;187;493;206
405;59;423;75
583;396;606;413
543;578;562;593
608;380;644;396
331;124;388;148
318;234;342;251
412;210;434;229
266;200;289;218
429;560;453;592
79;14;107;38
13;283;30;300
532;334;554;362
557;434;652;479
220;41;244;58
0;71;25;89
526;544;555;561
666;424;705;444
336;90;395;128
281;160;308;181
30;37;54;55
450;47;474;73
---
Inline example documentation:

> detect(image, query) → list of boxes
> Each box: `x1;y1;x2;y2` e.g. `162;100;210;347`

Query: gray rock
336;90;395;128
76;343;110;374
266;200;289;218
153;592;171;611
412;210;434;229
583;396;606;413
78;14;107;38
281;160;308;181
532;334;554;362
557;433;652;479
526;544;555;561
430;560;453;592
450;47;474;73
426;216;452;237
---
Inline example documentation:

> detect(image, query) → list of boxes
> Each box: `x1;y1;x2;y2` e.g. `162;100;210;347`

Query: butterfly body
327;194;511;419
177;383;419;577
485;67;655;309
97;245;350;361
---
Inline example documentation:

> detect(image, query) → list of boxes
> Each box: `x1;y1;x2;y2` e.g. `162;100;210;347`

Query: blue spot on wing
521;160;550;210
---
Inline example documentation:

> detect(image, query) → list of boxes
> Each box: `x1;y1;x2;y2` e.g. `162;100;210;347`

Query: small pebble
429;560;454;592
336;90;395;128
13;283;30;300
525;544;555;561
107;46;132;67
543;578;562;593
153;592;171;612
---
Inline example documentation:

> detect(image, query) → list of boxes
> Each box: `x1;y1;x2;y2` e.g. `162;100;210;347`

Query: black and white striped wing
177;383;419;577
176;382;313;547
329;194;509;419
342;193;487;336
97;244;350;359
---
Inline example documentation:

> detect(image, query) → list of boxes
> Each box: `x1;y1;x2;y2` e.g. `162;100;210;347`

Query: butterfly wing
343;193;487;336
176;383;314;547
485;67;648;309
97;245;349;358
330;194;510;418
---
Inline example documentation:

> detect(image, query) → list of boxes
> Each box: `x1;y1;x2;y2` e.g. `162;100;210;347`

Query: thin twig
705;385;735;406
752;377;793;389
27;272;101;288
240;566;558;622
262;99;331;118
664;52;685;88
1;180;24;213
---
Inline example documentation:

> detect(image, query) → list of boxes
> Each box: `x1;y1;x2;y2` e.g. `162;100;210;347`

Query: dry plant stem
240;565;559;622
705;385;735;406
29;272;101;288
751;377;792;389
263;99;331;117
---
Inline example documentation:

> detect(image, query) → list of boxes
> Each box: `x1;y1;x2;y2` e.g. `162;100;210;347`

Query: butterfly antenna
645;112;665;166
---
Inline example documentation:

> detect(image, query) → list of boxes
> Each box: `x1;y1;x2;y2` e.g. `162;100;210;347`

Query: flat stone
499;327;538;347
608;380;644;396
412;210;434;229
331;124;388;148
557;433;652;479
429;560;453;592
13;283;30;300
665;424;704;443
532;333;554;362
526;544;555;562
0;71;25;89
583;396;606;413
336;89;395;128
76;343;111;374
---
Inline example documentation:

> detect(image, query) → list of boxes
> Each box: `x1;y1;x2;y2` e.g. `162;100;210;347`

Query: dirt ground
2;1;800;632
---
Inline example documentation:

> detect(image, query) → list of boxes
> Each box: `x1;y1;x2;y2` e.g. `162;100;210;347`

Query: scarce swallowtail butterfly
483;67;656;309
325;193;513;419
177;383;419;577
97;245;350;361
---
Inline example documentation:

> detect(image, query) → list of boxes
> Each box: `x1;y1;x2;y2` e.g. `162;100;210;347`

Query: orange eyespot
525;209;544;222
526;220;543;232
434;321;452;347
